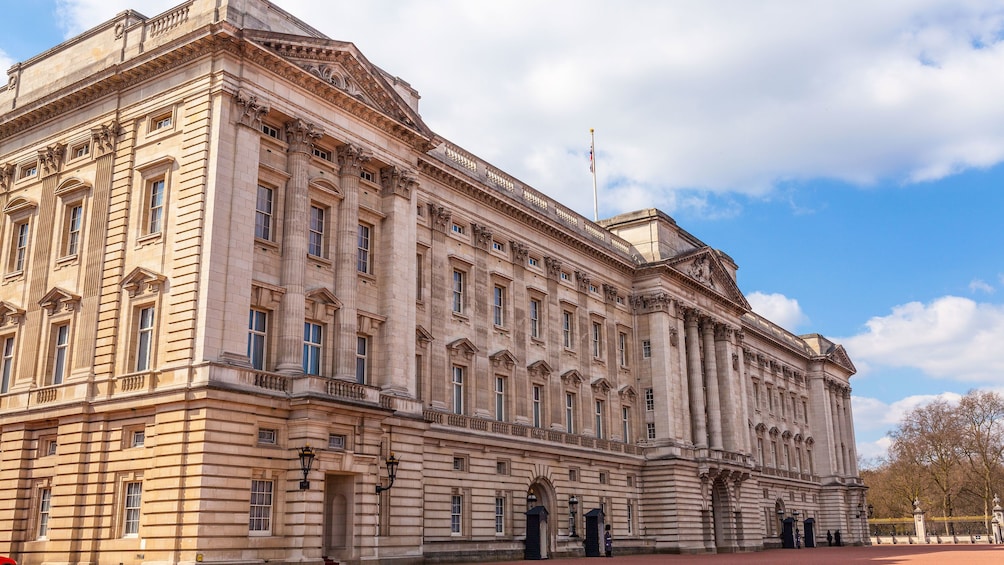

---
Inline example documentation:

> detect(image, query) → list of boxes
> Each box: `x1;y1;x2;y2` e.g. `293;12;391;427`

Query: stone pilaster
684;309;707;448
334;144;370;381
276;118;322;374
426;202;452;409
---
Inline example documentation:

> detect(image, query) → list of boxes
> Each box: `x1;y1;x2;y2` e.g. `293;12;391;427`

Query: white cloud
852;392;963;461
746;291;808;330
970;279;995;293
51;1;1004;217
0;48;13;77
841;296;1004;382
857;436;893;465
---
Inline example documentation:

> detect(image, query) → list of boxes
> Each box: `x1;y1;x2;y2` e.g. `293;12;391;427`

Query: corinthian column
334;144;370;381
829;386;844;475
276;118;322;373
702;318;723;450
684;309;708;448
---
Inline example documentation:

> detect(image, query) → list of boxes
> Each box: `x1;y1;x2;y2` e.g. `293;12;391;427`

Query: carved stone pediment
121;267;168;297
4;196;38;218
0;301;26;326
39;287;81;315
560;369;583;386
416;325;434;348
527;360;552;379
489;349;518;370
447;337;478;360
665;247;750;310
618;384;637;402
825;344;857;374
591;377;613;395
305;288;341;319
251;281;285;310
357;310;386;335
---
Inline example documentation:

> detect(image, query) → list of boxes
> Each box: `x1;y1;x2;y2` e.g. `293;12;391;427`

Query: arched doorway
527;478;557;558
710;477;732;550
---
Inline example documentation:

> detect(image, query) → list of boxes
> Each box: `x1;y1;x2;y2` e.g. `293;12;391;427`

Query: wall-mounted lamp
375;453;400;494
527;492;538;509
298;445;316;490
569;494;579;538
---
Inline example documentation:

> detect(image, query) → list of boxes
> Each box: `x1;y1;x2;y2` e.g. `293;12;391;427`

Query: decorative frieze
234;89;270;128
630;292;673;313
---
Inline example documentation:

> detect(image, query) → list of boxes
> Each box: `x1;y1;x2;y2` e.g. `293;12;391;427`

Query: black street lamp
527;492;538;510
868;504;875;518
298;445;316;490
569;494;579;538
375;453;400;494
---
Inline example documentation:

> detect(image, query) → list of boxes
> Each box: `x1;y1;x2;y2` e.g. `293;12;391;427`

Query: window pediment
489;349;518;370
447;337;478;360
591;377;613;395
4;196;38;219
416;325;434;348
560;369;583;386
0;300;26;326
54;178;91;199
39;287;81;315
357;310;386;335
527;359;552;379
305;287;341;319
251;281;285;310
618;384;637;402
121;267;167;297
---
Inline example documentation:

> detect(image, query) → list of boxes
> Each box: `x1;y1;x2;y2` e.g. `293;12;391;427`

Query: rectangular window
1;336;14;394
303;322;322;375
357;224;371;273
495;376;506;421
627;502;634;534
452;366;464;415
753;383;761;409
416;254;424;302
492;240;505;253
328;434;346;449
38;487;52;538
312;147;330;161
135;307;155;372
360;169;375;183
532;385;542;428
254;185;273;240
451;223;465;235
757;438;765;465
355;335;369;384
591;322;602;358
496;461;508;475
493;285;506;326
645;388;655;411
10;221;29;273
148;179;165;235
495;496;505;535
595;400;605;439
131;430;145;448
72;143;90;159
52;324;70;385
451;494;462;534
257;428;277;444
528;256;539;267
452;456;466;471
622;406;631;442
529;298;541;339
20;163;37;180
261;123;280;139
123;481;142;536
65;204;83;257
249;480;273;534
247;309;267;370
784;444;792;469
452;270;465;314
618;332;628;366
795;447;803;472
562;311;573;349
308;206;325;257
565;393;575;434
647;422;656;440
642;339;651;358
152;113;172;130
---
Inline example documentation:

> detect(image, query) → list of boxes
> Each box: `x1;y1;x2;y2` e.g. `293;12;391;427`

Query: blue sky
4;0;1004;463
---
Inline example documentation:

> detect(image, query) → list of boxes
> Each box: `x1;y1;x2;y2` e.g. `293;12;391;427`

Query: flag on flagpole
589;144;594;173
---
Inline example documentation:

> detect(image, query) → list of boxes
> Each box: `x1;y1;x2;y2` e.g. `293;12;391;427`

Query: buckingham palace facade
0;1;866;563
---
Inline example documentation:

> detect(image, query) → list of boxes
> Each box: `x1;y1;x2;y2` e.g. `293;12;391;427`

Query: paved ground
459;544;1004;565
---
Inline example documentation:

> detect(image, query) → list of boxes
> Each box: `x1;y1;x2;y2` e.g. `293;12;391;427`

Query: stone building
0;1;866;563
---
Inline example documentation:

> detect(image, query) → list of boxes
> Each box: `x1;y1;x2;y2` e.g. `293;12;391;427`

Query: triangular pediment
305;287;341;319
121;267;167;297
618;384;638;402
591;377;613;395
416;325;434;346
446;337;478;360
527;360;553;379
39;287;80;314
244;31;435;147
560;369;584;386
0;300;25;326
826;344;857;374
489;349;518;370
666;247;750;310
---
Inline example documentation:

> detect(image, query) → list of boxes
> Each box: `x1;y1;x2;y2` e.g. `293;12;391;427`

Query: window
569;468;578;482
784;444;792;469
328;434;346;449
63;204;83;257
254;186;273;240
452;456;466;471
495;376;506;421
451;494;462;534
51;324;70;385
642;339;651;358
261;123;280;139
757;438;765;465
532;385;542;428
495;497;505;535
249;480;273;534
360;169;375;183
565;393;576;434
591;322;603;358
308;206;325;257
599;471;607;484
19;163;38;180
355;335;369;384
562;310;574;348
496;461;508;475
529;298;541;339
303;322;322;375
560;271;570;282
72;143;90;159
258;428;277;444
647;422;656;440
357;223;371;273
312;147;330;161
146;179;165;235
451;223;465;235
528;256;539;267
38;487;52;538
622;406;631;442
493;285;506;326
123;482;142;536
618;332;628;366
1;336;14;394
131;429;145;448
10;221;29;273
416;254;424;302
645;388;655;411
595;400;605;439
247;309;267;370
152;112;173;130
803;400;809;422
771;440;778;468
627;502;634;534
492;240;505;253
135;306;155;372
452;270;465;314
753;383;761;410
452;366;464;414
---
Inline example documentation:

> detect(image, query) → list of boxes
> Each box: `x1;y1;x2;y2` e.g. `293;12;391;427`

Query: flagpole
590;128;598;222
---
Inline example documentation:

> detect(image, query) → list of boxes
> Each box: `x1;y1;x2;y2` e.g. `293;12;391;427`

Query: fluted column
334;144;370;381
275;119;322;373
684;309;707;448
715;325;738;452
842;389;857;475
702;318;723;450
829;386;844;475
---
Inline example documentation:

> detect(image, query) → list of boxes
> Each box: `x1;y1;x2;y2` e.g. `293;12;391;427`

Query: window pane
255;186;273;240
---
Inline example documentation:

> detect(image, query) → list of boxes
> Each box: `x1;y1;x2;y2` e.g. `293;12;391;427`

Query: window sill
3;270;25;283
358;271;376;283
452;312;469;322
307;254;332;268
136;232;163;248
255;238;278;252
55;254;79;270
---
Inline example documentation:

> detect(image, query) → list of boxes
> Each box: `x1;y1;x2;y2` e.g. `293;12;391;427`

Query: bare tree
958;390;1004;531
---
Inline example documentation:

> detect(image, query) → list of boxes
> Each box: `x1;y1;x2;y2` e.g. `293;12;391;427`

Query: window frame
122;481;143;537
562;310;574;349
134;305;156;372
254;185;275;241
249;479;274;536
565;392;576;434
37;486;52;539
357;223;372;274
247;309;268;371
451;269;466;315
452;365;465;415
50;323;70;385
528;297;542;339
303;322;323;375
0;335;14;394
355;334;369;384
307;204;326;258
494;375;506;422
9;220;30;274
492;284;506;327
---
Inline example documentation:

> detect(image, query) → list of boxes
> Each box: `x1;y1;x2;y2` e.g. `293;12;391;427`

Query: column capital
90;121;121;155
544;256;562;279
471;222;493;249
0;163;14;191
234;89;270;128
574;270;590;292
38;143;66;176
336;143;371;174
509;240;529;264
379;165;417;199
285;118;323;154
427;202;452;232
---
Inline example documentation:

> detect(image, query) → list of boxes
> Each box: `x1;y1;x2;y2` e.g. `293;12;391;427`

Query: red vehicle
0;555;16;565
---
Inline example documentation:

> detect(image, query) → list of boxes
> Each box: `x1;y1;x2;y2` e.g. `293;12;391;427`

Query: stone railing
427;141;644;264
146;2;192;37
424;409;643;456
755;465;818;482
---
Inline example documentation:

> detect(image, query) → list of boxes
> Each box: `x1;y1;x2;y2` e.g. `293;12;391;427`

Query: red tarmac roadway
461;544;1004;565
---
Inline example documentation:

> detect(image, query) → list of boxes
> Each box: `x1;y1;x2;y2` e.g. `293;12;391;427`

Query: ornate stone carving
121;267;168;298
630;292;673;313
688;254;715;288
415;325;434;349
38;287;81;315
0;301;25;327
490;349;518;370
285;118;323;154
544;256;562;279
509;241;529;264
0;163;14;190
602;283;618;302
38;143;66;176
90;121;121;154
427;203;452;231
234;89;270;128
669;328;679;347
574;270;590;291
471;223;493;249
380;165;417;199
336;143;371;175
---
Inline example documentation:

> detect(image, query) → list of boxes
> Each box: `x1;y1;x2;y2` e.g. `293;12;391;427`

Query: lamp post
298;445;316;490
527;491;538;511
375;453;400;494
792;510;801;548
569;494;579;538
